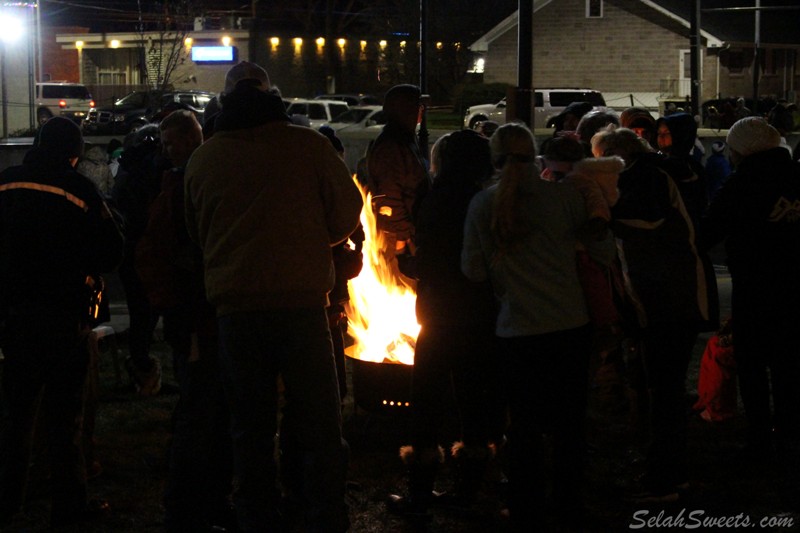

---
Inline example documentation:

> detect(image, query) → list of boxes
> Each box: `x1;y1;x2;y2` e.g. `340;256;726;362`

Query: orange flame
345;182;419;365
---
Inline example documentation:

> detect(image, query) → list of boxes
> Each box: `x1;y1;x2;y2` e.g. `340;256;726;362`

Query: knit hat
726;117;781;157
224;61;270;94
35;116;84;160
619;107;656;130
711;140;725;154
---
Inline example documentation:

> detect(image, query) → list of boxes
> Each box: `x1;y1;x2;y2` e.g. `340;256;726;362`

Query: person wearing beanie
620;107;657;150
185;61;359;533
0;116;124;527
701;116;800;458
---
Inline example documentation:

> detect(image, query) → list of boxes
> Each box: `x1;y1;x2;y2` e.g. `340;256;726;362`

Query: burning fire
345;183;419;365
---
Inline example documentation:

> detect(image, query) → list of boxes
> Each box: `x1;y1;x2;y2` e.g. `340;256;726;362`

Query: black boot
386;445;444;519
445;441;491;508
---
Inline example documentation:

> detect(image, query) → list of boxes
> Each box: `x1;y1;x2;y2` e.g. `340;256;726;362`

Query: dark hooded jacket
611;152;712;328
656;113;709;229
0;147;124;321
701;147;800;287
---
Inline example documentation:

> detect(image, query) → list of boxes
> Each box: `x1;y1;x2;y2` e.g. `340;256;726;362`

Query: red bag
693;320;737;422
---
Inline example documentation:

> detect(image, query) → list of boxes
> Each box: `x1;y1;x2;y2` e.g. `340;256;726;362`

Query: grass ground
1;270;798;532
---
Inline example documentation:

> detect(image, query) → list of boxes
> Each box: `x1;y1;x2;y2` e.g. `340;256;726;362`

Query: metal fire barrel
347;354;413;413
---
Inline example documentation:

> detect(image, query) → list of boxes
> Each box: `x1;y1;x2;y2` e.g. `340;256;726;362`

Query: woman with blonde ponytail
462;122;615;530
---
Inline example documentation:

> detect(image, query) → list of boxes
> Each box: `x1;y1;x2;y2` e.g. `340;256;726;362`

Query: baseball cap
224;61;270;94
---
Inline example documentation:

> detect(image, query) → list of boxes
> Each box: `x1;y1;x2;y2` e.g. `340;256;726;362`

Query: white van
286;99;350;128
463;88;608;130
35;82;95;126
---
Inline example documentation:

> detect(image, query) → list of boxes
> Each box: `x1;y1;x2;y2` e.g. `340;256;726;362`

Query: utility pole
752;0;760;111
690;0;701;117
515;0;533;127
418;0;429;161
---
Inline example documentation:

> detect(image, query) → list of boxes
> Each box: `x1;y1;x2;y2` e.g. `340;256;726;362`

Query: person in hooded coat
701;117;800;457
0;117;123;528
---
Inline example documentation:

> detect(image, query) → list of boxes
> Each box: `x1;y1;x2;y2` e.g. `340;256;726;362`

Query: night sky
40;0;521;40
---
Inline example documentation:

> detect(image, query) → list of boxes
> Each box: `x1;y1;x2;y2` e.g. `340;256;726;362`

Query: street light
0;11;24;139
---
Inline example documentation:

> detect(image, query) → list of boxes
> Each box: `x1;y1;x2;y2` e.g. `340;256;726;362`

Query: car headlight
113;113;126;122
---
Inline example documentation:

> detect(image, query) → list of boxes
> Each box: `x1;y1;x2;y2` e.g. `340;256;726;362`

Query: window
586;0;603;18
178;94;195;106
330;103;349;119
97;70;127;85
308;103;327;120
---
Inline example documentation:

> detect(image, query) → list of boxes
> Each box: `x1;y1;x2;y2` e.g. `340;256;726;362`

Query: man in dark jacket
0;117;124;527
366;84;430;262
701;117;800;456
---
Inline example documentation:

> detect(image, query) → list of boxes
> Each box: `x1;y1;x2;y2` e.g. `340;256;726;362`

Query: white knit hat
726;117;781;157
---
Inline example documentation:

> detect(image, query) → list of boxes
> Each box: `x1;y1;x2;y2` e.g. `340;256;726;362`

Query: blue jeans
217;307;348;533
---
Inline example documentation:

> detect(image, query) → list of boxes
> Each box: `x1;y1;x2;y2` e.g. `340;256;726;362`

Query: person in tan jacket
184;61;362;533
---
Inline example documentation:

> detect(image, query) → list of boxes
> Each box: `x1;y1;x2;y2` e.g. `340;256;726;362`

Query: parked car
463;88;608;129
286;99;350;128
325;105;385;131
82;89;215;135
35;82;95;126
314;93;381;106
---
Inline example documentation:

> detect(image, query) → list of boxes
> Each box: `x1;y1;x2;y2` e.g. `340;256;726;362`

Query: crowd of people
0;59;799;532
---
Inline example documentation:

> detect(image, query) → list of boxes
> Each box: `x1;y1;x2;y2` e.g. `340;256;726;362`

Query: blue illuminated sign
191;46;235;63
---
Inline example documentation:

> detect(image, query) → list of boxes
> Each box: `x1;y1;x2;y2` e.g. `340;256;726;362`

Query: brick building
470;0;800;114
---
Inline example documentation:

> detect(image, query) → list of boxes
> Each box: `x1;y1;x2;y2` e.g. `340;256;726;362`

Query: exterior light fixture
221;35;231;46
110;39;120;48
379;40;387;49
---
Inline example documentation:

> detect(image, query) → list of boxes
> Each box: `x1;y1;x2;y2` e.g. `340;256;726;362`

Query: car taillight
59;99;67;108
89;100;95;108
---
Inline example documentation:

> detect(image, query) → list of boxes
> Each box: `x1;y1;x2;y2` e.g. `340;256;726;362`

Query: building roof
469;0;800;52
